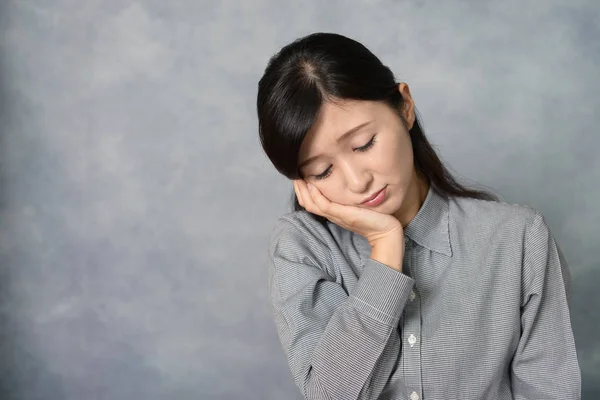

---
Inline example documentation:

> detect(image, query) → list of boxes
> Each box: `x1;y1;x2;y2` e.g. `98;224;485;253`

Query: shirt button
408;334;417;347
410;391;419;400
409;290;416;301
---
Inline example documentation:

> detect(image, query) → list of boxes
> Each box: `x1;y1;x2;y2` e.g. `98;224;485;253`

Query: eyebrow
298;120;373;169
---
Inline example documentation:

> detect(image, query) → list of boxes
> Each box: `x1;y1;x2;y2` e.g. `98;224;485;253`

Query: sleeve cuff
348;258;415;325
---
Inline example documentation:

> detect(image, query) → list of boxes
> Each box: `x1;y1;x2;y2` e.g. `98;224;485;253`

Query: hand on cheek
294;180;334;212
292;179;404;247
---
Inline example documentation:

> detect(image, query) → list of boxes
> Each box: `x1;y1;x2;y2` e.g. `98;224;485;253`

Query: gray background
0;1;598;399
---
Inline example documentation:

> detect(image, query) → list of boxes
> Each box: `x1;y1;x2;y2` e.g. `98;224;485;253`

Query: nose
339;158;371;194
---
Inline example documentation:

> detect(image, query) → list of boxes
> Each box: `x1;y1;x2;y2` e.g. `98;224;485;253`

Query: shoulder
449;195;544;238
447;195;558;255
450;194;565;285
269;210;337;261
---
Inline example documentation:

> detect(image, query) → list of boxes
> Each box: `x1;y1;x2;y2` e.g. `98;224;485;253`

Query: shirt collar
404;184;452;257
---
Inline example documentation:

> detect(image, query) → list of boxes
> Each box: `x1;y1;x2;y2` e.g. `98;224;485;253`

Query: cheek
397;144;414;173
317;181;351;205
378;137;413;176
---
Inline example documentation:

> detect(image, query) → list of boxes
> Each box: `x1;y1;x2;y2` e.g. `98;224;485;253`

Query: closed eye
313;135;376;180
355;135;376;152
314;166;332;180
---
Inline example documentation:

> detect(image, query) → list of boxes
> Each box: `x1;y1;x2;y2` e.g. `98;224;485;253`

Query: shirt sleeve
511;211;581;399
269;218;414;400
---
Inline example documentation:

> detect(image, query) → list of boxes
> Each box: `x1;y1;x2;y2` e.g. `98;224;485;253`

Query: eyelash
314;135;377;180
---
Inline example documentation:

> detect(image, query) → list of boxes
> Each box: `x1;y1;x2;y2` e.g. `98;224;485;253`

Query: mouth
361;185;388;206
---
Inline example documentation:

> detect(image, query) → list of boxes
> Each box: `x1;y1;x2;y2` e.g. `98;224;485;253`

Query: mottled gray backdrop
0;1;598;399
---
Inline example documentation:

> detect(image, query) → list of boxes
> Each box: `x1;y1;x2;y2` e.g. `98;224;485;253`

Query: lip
361;186;387;207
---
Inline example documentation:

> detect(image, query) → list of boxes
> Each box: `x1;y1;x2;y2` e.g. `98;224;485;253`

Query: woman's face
298;84;420;218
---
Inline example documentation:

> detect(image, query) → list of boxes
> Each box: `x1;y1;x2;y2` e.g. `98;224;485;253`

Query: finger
294;179;308;208
307;183;337;216
299;181;321;214
294;180;307;208
298;181;340;222
303;183;360;229
309;184;362;225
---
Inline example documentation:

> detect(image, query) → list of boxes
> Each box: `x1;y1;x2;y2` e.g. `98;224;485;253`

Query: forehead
300;100;381;151
313;99;377;135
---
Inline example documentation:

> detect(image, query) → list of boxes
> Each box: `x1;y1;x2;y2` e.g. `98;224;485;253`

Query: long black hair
257;32;497;221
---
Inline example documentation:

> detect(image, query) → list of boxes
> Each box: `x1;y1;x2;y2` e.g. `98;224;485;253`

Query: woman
256;32;580;400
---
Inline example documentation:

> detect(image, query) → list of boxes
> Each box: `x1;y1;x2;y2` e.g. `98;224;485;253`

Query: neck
394;171;430;228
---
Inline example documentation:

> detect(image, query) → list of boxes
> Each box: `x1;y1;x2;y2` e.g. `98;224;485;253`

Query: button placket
399;244;423;399
408;334;417;347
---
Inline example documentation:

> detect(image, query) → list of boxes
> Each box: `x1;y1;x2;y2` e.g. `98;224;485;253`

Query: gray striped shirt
268;185;580;399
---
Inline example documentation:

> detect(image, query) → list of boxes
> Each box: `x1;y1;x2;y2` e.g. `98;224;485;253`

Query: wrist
370;237;404;272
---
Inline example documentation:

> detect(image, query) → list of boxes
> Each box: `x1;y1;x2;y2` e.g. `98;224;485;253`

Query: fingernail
307;183;314;191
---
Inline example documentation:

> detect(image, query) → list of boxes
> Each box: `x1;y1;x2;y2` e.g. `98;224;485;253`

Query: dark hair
257;32;497;222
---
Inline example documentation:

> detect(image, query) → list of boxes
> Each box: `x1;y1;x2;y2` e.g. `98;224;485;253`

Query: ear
397;83;416;130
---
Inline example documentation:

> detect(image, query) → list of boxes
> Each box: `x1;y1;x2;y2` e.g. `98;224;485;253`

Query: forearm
279;259;414;399
369;234;405;272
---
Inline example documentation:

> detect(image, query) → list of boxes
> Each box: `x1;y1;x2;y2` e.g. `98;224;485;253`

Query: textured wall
0;1;598;399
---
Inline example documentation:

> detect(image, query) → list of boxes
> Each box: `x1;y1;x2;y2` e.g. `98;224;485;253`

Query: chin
385;191;406;215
